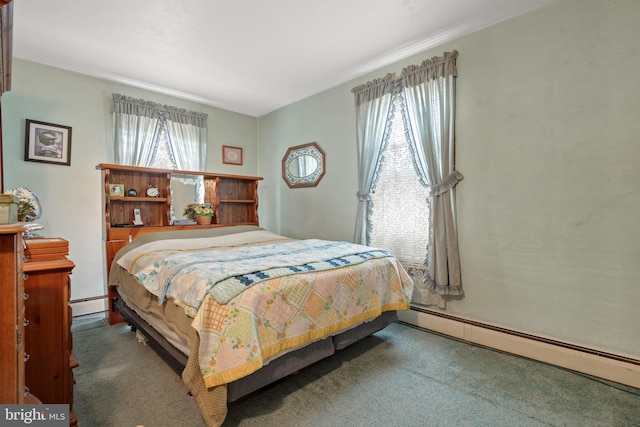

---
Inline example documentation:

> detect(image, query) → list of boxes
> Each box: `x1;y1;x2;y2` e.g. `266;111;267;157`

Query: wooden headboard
97;163;263;323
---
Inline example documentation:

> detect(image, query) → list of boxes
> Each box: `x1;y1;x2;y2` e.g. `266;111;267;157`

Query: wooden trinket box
24;237;70;261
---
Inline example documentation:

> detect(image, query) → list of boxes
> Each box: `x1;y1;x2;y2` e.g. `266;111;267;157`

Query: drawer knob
23;293;29;301
24;353;30;362
23;273;29;281
23;319;29;327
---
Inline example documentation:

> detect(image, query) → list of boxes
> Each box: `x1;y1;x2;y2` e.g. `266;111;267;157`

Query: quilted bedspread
115;228;414;389
194;254;412;388
132;238;395;309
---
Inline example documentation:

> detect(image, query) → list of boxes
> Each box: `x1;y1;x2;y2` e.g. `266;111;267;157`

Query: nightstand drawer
22;236;76;413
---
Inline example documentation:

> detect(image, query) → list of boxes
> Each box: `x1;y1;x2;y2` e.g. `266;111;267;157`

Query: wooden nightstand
23;237;77;426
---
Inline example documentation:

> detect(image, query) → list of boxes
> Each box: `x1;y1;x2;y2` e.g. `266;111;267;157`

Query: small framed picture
24;119;72;166
110;184;125;197
222;145;243;165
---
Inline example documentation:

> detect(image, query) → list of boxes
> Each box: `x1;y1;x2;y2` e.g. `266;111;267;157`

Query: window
369;98;430;271
353;51;462;299
112;93;208;170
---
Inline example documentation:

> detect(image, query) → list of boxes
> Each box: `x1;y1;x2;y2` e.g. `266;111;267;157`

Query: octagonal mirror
282;142;326;188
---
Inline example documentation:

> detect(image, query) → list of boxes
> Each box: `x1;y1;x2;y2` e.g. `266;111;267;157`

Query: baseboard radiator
70;295;108;317
398;308;640;389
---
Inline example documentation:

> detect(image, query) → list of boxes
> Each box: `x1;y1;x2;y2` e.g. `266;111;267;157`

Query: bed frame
100;165;405;418
116;297;398;402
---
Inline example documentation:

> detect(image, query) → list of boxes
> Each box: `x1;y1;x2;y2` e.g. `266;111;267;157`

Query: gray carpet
71;317;640;427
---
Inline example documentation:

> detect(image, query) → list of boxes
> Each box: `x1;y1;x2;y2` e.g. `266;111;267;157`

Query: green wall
3;0;638;359
258;0;640;359
2;60;258;310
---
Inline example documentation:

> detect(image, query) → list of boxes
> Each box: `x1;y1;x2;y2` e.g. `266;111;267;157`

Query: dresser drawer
17;242;24;268
17;346;26;401
17;306;26;398
17;306;25;348
68;306;73;352
0;226;28;404
18;274;25;305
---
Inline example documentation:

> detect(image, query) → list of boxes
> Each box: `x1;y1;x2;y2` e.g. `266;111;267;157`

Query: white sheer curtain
369;97;430;266
351;73;397;245
112;94;208;170
164;106;208;171
400;51;463;296
112;94;160;166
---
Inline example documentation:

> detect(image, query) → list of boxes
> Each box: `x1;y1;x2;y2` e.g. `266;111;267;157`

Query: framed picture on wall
24;119;72;166
222;145;243;165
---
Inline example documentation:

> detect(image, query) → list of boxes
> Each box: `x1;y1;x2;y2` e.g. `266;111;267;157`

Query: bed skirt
116;297;398;402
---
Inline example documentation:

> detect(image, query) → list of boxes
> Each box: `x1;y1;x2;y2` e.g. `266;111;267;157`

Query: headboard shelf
97;163;262;236
111;196;168;202
97;163;263;324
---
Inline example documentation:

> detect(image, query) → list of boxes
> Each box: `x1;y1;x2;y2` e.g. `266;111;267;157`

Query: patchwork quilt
115;228;414;389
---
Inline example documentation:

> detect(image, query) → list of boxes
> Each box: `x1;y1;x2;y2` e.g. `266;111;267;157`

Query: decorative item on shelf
146;184;160;197
132;208;144;226
127;188;138;197
4;187;39;222
196;216;212;225
183;202;215;225
110;184;124;197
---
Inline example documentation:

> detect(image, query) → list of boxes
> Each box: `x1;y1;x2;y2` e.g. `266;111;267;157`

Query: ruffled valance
351;73;398;106
400;50;458;87
112;94;208;127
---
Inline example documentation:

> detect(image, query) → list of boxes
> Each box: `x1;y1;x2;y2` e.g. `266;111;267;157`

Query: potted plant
183;202;215;225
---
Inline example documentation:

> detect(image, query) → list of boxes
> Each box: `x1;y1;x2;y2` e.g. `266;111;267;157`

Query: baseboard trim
71;298;108;317
398;308;640;389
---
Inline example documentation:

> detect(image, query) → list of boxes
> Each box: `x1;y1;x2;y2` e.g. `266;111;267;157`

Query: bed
108;225;413;426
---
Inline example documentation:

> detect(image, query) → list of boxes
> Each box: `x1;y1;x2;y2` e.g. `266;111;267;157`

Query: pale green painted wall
257;87;357;241
258;0;640;358
2;59;258;308
3;0;638;359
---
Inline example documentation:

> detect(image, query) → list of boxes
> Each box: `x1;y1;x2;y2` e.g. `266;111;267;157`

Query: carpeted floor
71;315;640;427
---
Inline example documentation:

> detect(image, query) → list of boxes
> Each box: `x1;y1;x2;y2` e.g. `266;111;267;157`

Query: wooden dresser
0;224;27;403
23;237;77;426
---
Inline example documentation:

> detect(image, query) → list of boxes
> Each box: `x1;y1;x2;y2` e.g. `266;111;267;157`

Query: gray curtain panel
351;73;396;245
112;94;161;166
400;51;463;296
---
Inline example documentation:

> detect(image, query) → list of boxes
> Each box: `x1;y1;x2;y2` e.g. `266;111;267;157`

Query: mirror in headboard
170;173;204;223
281;142;326;188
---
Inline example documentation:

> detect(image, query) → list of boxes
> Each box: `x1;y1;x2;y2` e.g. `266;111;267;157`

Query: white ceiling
12;0;553;117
